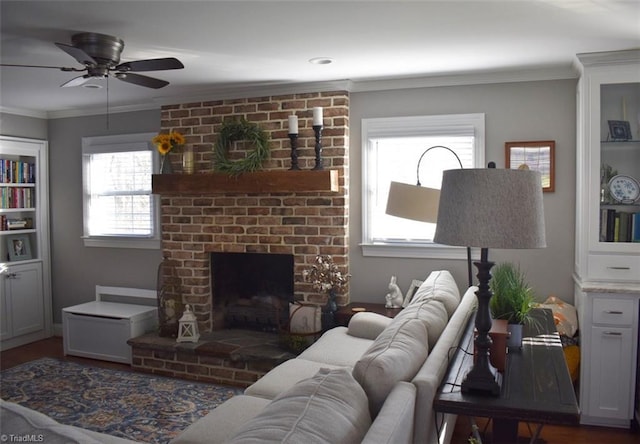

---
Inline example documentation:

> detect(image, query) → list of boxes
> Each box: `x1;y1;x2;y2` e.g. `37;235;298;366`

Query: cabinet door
4;263;44;337
588;326;633;420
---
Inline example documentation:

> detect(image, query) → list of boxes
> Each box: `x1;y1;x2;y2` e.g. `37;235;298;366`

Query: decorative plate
608;174;640;203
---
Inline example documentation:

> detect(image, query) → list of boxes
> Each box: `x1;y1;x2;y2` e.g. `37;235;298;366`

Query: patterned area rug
0;357;243;443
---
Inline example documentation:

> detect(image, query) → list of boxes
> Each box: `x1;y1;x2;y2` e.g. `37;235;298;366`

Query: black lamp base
461;249;500;396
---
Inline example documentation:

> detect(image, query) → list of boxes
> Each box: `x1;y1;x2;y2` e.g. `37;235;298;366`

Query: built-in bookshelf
0;135;52;351
0;159;36;233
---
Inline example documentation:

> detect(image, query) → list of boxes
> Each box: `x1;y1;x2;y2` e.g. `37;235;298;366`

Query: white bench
62;285;158;364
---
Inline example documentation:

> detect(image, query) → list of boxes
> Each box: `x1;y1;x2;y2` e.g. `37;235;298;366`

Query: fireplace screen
211;252;294;332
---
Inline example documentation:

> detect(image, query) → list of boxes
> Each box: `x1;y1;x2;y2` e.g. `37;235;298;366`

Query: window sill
82;236;160;250
360;242;475;260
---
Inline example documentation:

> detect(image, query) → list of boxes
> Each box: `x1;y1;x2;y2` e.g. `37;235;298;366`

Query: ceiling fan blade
115;57;184;72
61;75;91;88
0;63;83;72
55;42;97;66
115;72;169;89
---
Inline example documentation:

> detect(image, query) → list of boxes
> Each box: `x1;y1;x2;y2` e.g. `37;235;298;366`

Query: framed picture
7;234;32;261
402;279;424;308
607;120;632;141
505;140;555;192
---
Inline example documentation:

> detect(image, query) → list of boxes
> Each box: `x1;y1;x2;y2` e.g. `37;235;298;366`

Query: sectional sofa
174;269;477;444
0;270;477;444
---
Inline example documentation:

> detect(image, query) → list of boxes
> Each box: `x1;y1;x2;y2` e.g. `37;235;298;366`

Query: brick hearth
128;330;295;387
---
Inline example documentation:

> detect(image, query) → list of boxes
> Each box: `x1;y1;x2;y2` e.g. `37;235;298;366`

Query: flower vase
160;154;173;174
321;290;338;332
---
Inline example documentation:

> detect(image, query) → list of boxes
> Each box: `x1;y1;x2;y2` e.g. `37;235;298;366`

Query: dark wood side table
335;303;402;327
434;309;579;444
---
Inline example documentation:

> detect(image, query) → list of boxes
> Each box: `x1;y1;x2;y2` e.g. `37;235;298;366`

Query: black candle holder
312;125;323;170
288;133;300;170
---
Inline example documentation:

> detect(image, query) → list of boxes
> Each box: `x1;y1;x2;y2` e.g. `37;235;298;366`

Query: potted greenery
489;262;536;348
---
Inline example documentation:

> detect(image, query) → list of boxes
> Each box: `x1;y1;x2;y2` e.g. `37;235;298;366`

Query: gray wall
349;79;577;304
3;77;579;326
47;110;162;323
0;113;47;139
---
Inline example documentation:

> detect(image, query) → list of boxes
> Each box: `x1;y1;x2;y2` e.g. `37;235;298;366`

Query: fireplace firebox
211;252;294;332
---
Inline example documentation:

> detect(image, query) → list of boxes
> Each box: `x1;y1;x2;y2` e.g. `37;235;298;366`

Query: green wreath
213;119;270;175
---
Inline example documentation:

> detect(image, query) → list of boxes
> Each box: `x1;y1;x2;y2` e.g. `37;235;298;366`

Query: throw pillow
393;298;448;349
352;317;429;417
227;368;371;444
347;311;393;340
411;270;461;317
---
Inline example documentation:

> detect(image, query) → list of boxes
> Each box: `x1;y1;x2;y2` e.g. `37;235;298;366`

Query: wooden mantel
152;169;339;195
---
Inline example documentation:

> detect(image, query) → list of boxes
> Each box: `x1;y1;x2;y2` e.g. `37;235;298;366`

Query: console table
434;309;579;443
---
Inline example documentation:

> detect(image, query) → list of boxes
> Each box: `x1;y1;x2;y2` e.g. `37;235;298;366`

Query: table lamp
385;146;473;286
434;165;546;395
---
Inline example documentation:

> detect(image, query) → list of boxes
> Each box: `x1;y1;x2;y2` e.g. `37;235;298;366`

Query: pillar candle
182;146;194;174
313;107;323;126
288;115;298;134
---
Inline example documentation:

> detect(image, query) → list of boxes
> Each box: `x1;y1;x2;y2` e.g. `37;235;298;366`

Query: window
362;114;485;258
82;133;160;249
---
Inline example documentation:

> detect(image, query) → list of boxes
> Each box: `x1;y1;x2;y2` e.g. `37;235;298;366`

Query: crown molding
2;65;580;120
0;106;48;119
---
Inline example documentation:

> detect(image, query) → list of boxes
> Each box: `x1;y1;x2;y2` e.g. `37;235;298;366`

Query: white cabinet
0;136;52;350
0;262;45;340
574;50;640;429
574;50;640;283
578;293;638;427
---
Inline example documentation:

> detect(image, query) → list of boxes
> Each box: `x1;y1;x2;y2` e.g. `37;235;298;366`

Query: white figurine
384;276;403;308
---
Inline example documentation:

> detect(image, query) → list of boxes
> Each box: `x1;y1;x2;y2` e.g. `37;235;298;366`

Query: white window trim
81;132;161;249
361;113;485;259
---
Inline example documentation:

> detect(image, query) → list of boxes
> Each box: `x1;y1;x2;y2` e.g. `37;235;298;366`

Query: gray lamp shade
385;181;441;223
433;168;546;249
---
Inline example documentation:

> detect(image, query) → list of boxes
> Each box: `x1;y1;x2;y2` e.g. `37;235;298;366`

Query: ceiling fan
1;32;184;89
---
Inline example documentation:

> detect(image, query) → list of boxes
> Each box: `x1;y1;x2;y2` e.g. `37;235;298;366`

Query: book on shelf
600;208;640;242
0;186;34;209
0;158;36;184
0;216;33;231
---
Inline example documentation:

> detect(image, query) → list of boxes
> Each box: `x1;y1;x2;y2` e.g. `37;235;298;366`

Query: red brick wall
158;91;350;332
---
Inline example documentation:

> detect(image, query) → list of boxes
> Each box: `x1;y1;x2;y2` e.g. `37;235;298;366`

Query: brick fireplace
156;91;350;333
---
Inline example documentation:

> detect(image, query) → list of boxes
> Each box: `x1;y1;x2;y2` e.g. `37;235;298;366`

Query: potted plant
489;262;536;348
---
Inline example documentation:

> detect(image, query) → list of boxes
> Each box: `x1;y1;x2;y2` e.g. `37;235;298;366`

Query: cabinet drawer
588;254;640;282
592;298;635;326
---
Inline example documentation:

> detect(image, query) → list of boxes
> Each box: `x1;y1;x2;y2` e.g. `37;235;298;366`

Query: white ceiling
1;0;639;118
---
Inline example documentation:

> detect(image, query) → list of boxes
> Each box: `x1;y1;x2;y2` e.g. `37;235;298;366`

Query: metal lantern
177;304;200;343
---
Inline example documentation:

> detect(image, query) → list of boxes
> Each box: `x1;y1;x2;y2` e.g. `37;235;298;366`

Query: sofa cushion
227;368;371;444
411;270;461;317
170;395;270;444
393;298;448;349
347;311;393;340
297;326;374;367
244;358;341;399
0;400;103;444
353;317;428;417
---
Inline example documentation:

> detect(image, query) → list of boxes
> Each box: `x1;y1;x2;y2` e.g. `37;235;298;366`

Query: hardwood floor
2;337;639;443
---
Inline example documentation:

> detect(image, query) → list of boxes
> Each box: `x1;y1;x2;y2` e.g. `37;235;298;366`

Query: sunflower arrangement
152;131;186;173
302;255;350;293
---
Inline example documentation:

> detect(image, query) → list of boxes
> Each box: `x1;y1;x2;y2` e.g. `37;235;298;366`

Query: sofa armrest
361;382;416;444
347;312;393;340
